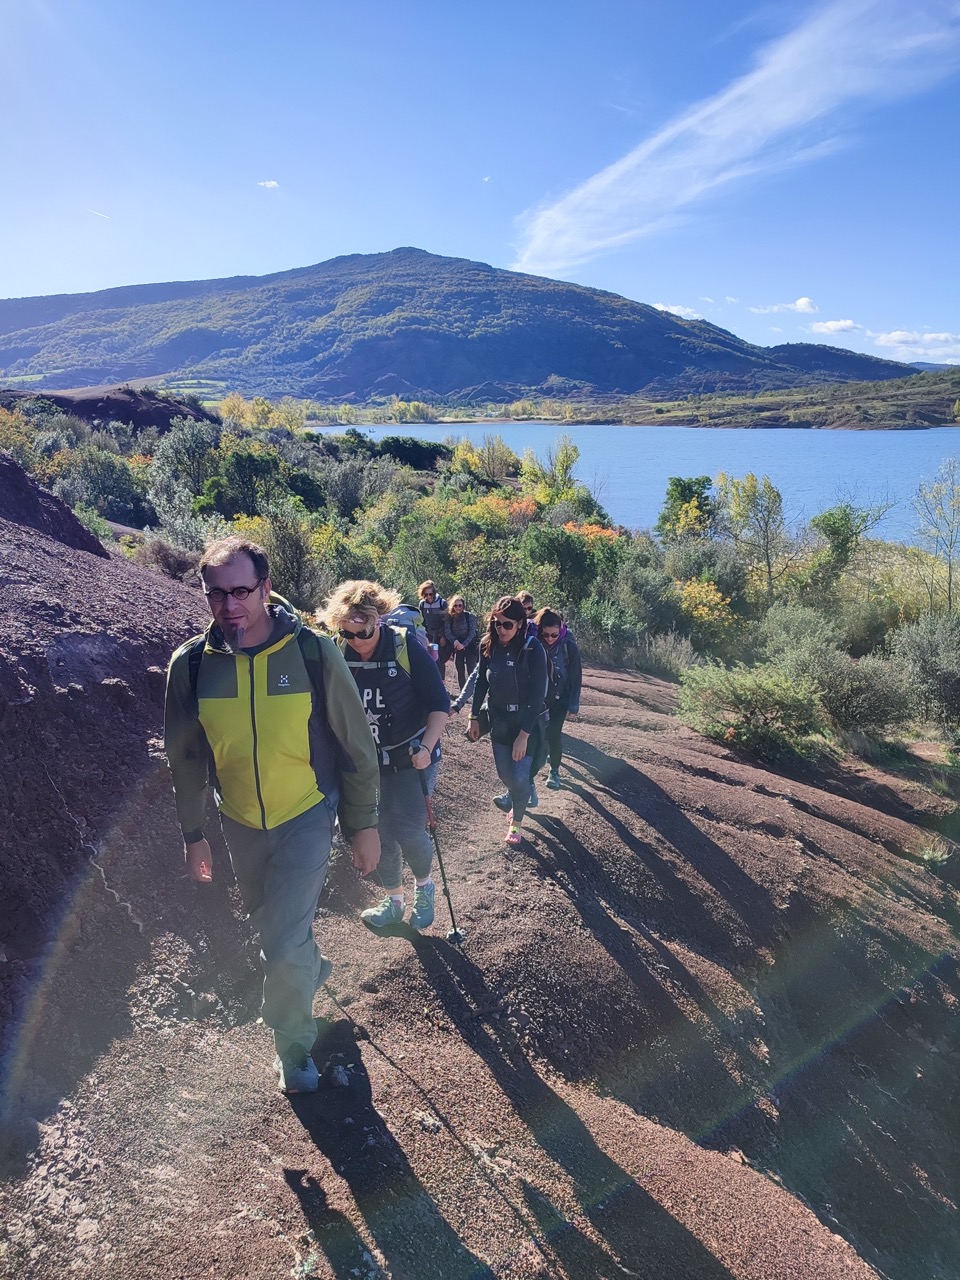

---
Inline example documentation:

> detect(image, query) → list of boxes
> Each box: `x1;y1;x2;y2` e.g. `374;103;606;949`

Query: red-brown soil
0;385;215;433
1;460;959;1280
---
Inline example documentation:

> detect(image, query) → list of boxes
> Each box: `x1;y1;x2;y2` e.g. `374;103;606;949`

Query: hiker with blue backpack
467;595;548;846
164;536;380;1095
320;579;451;932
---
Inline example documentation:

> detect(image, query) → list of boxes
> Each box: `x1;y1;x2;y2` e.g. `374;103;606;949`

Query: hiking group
164;534;582;1093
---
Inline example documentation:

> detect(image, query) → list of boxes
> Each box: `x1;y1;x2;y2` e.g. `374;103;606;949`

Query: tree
476;433;519;485
803;500;893;601
715;472;794;604
149;416;219;497
655;476;716;541
913;458;960;611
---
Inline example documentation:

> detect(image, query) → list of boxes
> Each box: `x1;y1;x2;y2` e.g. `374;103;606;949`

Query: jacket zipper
249;654;268;829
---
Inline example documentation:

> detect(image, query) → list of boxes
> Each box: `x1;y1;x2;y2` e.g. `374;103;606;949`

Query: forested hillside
0;248;913;400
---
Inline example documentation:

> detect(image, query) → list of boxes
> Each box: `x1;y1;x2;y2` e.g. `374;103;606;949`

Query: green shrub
890;614;960;734
759;603;842;658
135;536;200;581
678;662;823;760
637;630;698;681
804;650;912;733
73;504;111;544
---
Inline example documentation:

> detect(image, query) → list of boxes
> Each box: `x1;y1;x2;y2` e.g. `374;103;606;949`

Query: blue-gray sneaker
274;1047;319;1094
528;781;539;808
361;896;405;931
546;769;562;790
410;881;436;930
493;791;512;812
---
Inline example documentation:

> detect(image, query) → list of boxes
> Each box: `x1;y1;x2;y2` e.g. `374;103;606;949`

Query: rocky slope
1;459;958;1280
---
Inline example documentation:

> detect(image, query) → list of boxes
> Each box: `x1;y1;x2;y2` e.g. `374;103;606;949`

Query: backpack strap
339;625;411;676
186;635;207;705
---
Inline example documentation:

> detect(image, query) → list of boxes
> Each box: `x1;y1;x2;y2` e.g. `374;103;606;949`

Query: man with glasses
164;535;380;1094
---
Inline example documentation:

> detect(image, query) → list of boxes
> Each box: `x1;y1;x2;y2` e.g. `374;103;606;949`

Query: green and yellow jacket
164;598;379;840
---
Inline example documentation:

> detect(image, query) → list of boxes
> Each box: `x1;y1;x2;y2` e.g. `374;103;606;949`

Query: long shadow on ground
549;733;960;1280
287;1015;493;1280
414;939;736;1280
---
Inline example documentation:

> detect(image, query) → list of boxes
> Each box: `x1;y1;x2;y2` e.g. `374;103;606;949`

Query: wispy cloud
87;209;111;219
870;329;960;361
749;296;818;314
258;180;280;189
513;1;960;274
724;295;739;304
810;318;861;333
653;302;702;319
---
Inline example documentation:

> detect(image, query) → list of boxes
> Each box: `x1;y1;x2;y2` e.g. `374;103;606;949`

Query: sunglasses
338;624;376;640
540;630;560;642
492;618;518;630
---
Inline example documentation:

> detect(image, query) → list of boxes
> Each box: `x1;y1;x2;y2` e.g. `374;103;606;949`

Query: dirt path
3;456;959;1278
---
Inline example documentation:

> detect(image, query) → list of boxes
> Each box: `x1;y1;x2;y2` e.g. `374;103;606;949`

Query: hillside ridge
0;248;912;401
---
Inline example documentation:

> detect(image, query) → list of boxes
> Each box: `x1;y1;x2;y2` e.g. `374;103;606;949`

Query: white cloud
483;176;491;183
87;209;111;219
770;326;784;333
258;180;280;189
654;302;702;319
724;295;739;304
749;296;819;314
870;328;960;361
513;1;960;274
700;295;716;304
810;318;861;333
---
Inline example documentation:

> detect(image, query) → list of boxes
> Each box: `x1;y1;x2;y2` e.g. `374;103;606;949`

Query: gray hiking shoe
546;769;561;790
528;781;539;808
315;954;333;993
410;881;436;930
274;1047;319;1094
493;791;512;812
361;896;405;930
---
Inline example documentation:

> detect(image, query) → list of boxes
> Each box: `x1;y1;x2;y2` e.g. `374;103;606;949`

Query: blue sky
3;0;959;363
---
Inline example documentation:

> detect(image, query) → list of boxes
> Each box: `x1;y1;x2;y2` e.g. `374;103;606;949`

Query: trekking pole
412;744;466;945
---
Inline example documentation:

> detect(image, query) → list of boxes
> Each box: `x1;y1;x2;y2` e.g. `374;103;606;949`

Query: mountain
0;247;914;400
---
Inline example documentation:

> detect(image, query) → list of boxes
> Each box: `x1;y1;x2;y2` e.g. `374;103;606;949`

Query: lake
314;422;960;544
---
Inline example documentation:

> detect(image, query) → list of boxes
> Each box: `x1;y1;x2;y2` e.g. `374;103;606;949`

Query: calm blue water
316;423;960;543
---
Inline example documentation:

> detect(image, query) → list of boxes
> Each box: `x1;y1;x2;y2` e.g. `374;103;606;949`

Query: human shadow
414;940;736;1280
564;738;782;954
286;1015;494;1280
525;812;768;1142
743;893;960;1279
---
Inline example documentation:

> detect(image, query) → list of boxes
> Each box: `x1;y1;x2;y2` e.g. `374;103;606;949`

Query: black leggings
453;642;480;690
533;701;569;774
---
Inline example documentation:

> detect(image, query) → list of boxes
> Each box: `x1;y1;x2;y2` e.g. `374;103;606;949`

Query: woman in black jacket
443;594;480;690
467;595;548;845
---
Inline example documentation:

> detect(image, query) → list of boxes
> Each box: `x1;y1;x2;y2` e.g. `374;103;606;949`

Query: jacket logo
278;674;290;687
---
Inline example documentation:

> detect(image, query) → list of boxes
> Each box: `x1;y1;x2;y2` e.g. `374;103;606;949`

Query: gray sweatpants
221;798;336;1057
377;761;438;890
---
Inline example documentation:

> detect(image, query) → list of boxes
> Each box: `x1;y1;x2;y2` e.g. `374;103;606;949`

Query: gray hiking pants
221;798;336;1057
377;760;438;890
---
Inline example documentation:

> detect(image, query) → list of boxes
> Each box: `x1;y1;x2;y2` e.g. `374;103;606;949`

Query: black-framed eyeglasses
493;618;518;630
203;579;263;604
339;624;376;641
423;592;436;599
